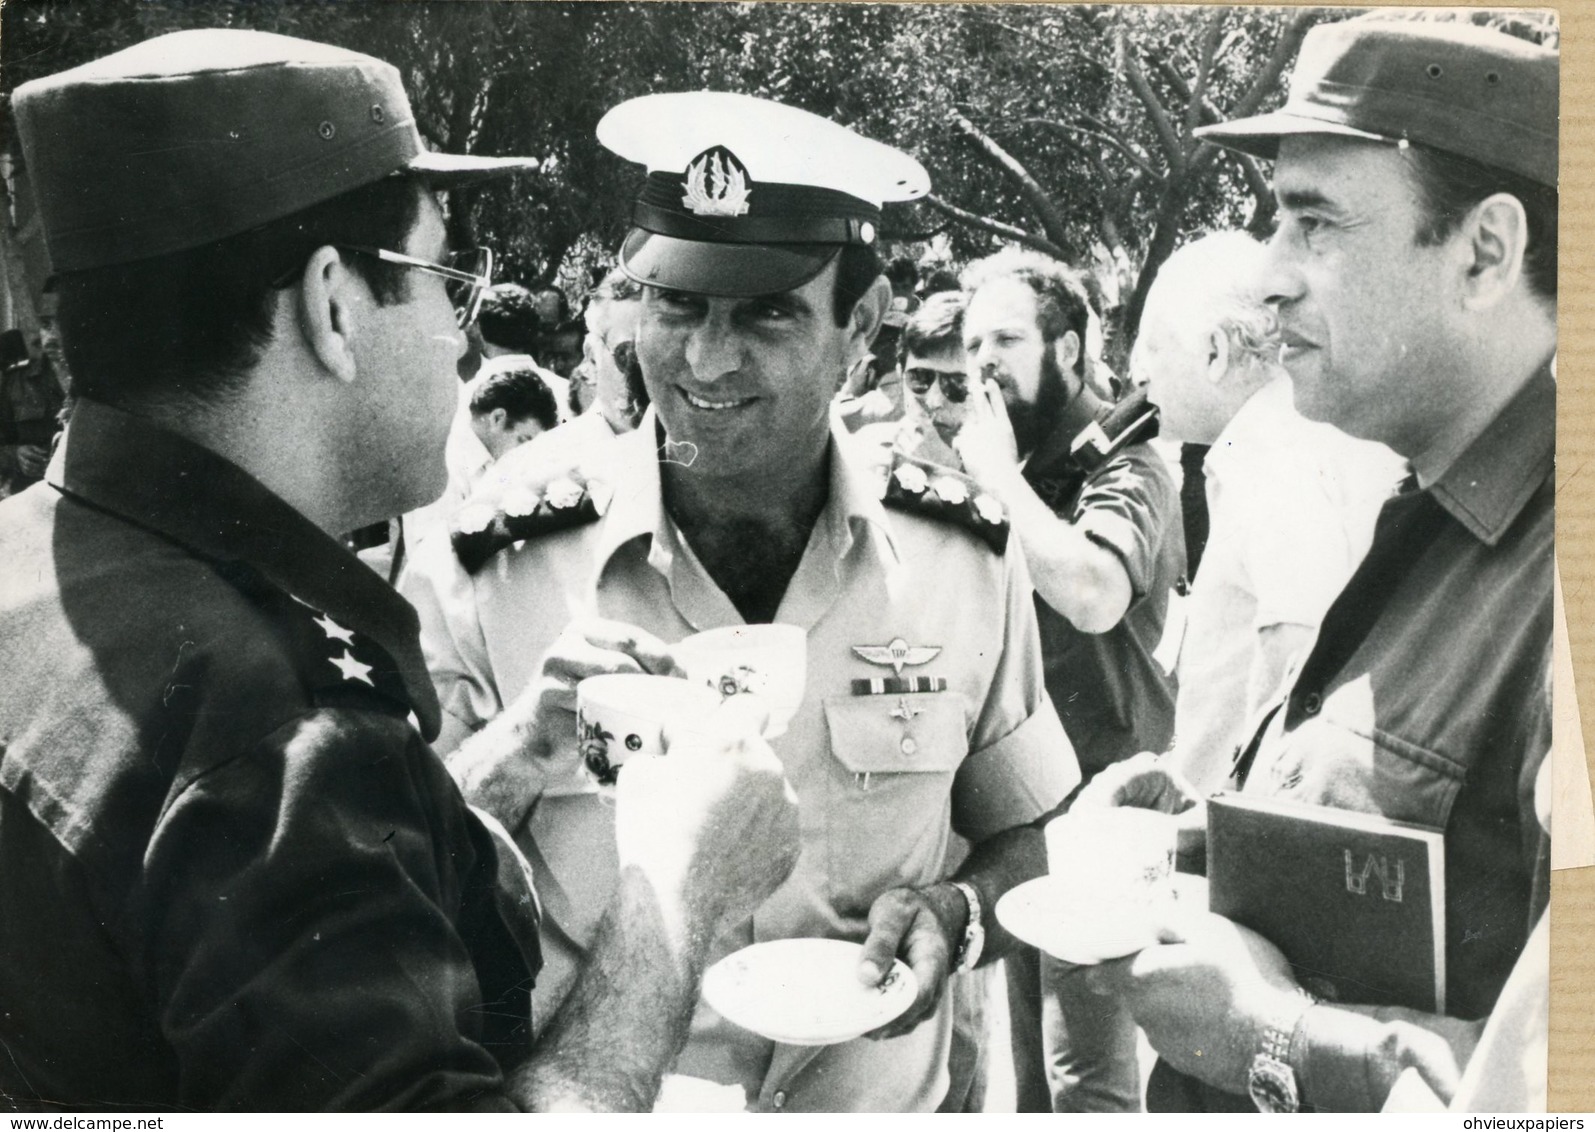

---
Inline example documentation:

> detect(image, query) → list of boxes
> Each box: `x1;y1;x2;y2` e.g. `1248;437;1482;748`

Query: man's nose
683;312;743;384
1258;226;1305;310
922;379;946;410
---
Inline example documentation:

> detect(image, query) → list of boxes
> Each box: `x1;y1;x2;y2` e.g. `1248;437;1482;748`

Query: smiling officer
403;91;1079;1112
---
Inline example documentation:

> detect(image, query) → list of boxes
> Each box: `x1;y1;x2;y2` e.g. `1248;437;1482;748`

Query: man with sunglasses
898;290;977;463
0;30;800;1112
953;249;1184;1113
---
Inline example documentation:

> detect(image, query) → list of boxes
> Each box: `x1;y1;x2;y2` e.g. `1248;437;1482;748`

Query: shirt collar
591;409;902;577
47;399;442;739
1427;363;1555;547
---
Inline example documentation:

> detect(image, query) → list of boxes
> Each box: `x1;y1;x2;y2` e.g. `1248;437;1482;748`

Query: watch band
1247;988;1320;1114
947;880;984;974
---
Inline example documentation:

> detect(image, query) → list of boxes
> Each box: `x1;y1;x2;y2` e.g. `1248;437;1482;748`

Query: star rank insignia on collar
330;650;374;687
314;612;355;646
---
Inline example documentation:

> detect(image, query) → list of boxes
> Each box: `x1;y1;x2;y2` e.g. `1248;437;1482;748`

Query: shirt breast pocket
820;692;970;916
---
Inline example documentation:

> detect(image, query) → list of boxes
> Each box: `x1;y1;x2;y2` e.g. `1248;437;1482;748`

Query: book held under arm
1207;792;1446;1014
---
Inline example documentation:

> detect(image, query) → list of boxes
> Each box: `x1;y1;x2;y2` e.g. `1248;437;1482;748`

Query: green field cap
14;29;541;274
1196;18;1558;187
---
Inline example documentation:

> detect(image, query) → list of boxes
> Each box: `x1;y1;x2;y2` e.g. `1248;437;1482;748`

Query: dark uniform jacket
1023;421;1183;778
1155;366;1555;1112
0;400;537;1111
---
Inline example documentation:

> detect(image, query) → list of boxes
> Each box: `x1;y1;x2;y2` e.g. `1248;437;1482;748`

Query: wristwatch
946;880;985;974
1247;990;1319;1113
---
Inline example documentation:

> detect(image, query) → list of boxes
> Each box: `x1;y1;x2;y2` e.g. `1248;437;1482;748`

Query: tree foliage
1;1;1558;360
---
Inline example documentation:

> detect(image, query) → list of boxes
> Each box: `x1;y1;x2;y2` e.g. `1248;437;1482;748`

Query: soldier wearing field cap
0;30;802;1111
1077;16;1557;1112
402;91;1079;1112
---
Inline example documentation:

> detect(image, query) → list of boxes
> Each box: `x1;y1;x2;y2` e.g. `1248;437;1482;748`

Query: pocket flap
822;692;969;775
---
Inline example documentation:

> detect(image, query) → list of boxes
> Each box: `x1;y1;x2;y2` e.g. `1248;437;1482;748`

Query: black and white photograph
0;0;1565;1115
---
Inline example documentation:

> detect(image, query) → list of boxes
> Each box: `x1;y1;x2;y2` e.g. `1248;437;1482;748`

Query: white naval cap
597;91;930;297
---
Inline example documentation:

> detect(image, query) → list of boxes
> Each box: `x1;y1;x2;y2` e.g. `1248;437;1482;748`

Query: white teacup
576;674;723;786
673;624;808;739
1044;807;1175;908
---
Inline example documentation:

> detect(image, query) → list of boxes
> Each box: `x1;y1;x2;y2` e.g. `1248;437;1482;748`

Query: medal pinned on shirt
850;637;944;788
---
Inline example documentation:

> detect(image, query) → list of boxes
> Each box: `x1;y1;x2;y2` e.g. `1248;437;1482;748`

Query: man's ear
1052;329;1081;379
845;276;893;366
1459;192;1529;311
295;245;361;383
1205;328;1231;385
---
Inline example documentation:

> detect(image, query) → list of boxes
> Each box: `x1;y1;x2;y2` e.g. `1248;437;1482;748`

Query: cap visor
405;150;540;187
620;229;839;297
1195;110;1395;161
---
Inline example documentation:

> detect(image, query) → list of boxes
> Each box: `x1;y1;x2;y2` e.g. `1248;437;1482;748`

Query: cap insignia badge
852;637;941;676
682;146;752;218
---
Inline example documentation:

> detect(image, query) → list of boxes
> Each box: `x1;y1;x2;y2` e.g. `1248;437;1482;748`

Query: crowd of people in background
0;10;1557;1116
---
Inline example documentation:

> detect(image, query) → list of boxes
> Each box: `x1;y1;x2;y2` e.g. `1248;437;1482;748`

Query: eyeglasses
903;366;971;403
337;245;494;329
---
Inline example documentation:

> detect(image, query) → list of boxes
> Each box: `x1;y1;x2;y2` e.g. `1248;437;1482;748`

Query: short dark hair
961;248;1092;376
56;176;422;410
476;283;542;353
833;243;883;326
899;290;967;367
469;364;559;433
1404;143;1557;302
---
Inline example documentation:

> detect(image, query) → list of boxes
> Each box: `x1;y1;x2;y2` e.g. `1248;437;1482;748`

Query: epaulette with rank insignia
450;474;607;574
281;592;416;718
881;456;1009;554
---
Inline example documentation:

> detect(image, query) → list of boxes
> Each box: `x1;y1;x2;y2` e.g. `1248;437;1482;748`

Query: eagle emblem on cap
682;146;752;218
852;637;942;676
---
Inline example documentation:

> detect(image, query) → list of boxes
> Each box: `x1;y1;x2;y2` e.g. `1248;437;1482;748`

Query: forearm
442;690;550;832
509;866;708;1112
942;824;1048;965
1291;1001;1484;1111
980;465;1131;633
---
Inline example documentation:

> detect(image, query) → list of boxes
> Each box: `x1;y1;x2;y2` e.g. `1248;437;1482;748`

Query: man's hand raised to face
951;378;1022;487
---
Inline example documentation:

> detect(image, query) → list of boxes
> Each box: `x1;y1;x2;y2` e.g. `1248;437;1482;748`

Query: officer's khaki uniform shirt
406;412;1078;1111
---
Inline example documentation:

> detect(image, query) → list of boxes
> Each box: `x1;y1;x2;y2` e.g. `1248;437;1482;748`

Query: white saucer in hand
996;873;1207;965
702;938;917;1046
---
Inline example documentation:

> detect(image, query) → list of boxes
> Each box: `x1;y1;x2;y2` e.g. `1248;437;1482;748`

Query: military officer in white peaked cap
402;91;1080;1111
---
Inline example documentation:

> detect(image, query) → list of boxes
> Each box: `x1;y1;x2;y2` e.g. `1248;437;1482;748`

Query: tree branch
1227;10;1316;123
922;194;1068;262
1184;11;1225;138
951;113;1071;250
1117;30;1186;171
1024;117;1165;184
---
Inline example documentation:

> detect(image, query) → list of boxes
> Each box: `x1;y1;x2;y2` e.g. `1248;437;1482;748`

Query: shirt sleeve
398;523;503;753
1071;444;1179;602
136;709;528;1111
952;546;1080;842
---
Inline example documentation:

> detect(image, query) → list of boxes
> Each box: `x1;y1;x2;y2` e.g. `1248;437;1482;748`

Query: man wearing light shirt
1133;230;1405;793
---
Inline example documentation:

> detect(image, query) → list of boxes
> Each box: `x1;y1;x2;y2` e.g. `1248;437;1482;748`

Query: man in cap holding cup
404;91;1078;1111
0;30;802;1111
1077;15;1556;1112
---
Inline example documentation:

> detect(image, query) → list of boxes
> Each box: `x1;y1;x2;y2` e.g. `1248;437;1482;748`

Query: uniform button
1301;692;1322;716
900;735;918;756
772;1091;787;1109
